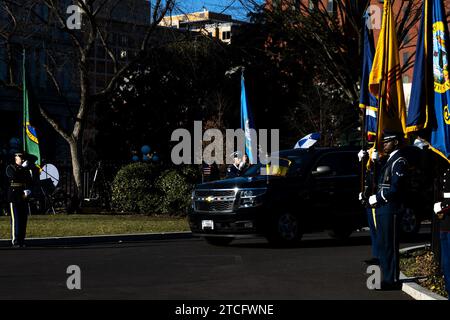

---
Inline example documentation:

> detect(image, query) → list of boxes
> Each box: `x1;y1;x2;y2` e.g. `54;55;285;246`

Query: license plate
202;220;214;230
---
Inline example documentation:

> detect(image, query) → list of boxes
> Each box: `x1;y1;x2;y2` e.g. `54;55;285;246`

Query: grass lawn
400;248;448;298
0;214;190;239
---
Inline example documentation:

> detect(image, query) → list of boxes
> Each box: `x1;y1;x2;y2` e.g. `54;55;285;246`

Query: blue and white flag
294;133;320;149
241;72;257;164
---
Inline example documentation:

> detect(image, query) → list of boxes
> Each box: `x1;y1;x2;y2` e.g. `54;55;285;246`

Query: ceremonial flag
429;0;450;160
359;12;378;141
406;0;430;133
22;50;41;165
407;0;450;162
368;0;407;151
294;133;320;149
241;72;256;164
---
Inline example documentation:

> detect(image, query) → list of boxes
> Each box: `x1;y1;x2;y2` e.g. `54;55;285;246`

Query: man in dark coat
368;131;408;290
6;151;33;247
226;151;243;179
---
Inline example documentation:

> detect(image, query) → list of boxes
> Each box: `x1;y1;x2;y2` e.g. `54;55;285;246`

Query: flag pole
22;48;26;153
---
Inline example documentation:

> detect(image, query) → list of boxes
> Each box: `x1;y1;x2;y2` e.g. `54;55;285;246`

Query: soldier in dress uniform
368;131;408;290
433;164;450;299
6;151;33;248
226;151;243;178
358;147;381;266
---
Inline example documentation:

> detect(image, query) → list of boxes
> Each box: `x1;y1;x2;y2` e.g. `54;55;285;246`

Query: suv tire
266;212;302;246
400;207;421;236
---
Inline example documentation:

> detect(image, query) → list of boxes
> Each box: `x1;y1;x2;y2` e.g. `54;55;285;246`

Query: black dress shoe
377;282;402;291
364;257;380;265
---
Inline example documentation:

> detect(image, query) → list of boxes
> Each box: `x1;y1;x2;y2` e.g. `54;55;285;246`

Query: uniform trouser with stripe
367;208;379;259
10;201;29;246
376;208;400;285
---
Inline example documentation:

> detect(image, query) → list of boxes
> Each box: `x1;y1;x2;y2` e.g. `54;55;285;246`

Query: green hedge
112;163;201;215
111;162;161;213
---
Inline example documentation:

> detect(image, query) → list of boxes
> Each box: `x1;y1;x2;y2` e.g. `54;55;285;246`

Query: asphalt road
0;230;429;300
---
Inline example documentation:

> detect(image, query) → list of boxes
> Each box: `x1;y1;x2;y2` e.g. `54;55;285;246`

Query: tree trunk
69;137;83;209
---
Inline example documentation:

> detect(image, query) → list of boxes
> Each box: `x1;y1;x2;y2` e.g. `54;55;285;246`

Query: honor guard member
433;165;450;299
226;151;243;178
368;131;408;290
6;151;33;248
358;148;381;266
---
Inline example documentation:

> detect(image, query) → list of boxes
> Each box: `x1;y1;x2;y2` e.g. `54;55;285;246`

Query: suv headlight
239;189;267;208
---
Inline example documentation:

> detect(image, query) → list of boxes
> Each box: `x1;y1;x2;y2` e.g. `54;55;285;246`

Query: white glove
434;202;442;214
369;195;377;206
22;160;29;168
358;150;368;162
23;189;31;198
371;151;379;161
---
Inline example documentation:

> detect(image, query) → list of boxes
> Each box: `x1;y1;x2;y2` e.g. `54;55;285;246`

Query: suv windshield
242;156;304;177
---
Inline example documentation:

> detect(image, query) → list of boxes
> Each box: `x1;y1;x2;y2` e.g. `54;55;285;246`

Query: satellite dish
39;164;60;187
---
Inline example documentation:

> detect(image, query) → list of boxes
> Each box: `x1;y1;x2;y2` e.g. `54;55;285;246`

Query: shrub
155;169;195;215
111;162;161;213
179;165;202;184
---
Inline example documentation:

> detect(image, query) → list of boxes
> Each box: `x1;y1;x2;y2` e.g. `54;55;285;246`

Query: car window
313;152;358;176
242;155;306;177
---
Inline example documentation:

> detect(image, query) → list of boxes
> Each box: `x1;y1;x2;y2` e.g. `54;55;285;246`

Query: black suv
188;147;366;246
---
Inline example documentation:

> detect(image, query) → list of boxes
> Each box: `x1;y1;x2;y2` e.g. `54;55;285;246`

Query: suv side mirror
312;166;332;176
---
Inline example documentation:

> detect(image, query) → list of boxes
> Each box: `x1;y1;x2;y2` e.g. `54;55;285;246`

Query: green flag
23;50;41;165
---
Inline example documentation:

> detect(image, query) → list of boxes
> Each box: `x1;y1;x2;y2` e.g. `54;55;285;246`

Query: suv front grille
194;190;236;198
195;201;235;212
193;189;237;213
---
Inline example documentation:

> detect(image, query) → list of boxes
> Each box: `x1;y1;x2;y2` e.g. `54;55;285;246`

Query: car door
308;151;360;220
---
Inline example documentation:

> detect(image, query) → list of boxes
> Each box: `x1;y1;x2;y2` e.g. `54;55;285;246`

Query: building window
327;0;335;14
404;33;410;43
403;52;411;64
222;31;231;40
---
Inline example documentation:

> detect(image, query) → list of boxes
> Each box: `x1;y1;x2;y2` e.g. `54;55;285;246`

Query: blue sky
173;0;263;21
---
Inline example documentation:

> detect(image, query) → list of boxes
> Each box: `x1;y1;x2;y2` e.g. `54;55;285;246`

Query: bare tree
242;0;422;106
0;0;176;202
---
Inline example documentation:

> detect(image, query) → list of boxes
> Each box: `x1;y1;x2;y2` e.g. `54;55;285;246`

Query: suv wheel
267;212;302;246
204;237;234;246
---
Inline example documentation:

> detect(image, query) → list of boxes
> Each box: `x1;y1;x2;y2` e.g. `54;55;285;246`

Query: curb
399;244;447;300
0;231;193;247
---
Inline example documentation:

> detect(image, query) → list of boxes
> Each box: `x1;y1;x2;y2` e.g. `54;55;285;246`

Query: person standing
6;151;33;248
433;165;450;299
358;148;381;266
226;152;243;179
368;131;408;290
